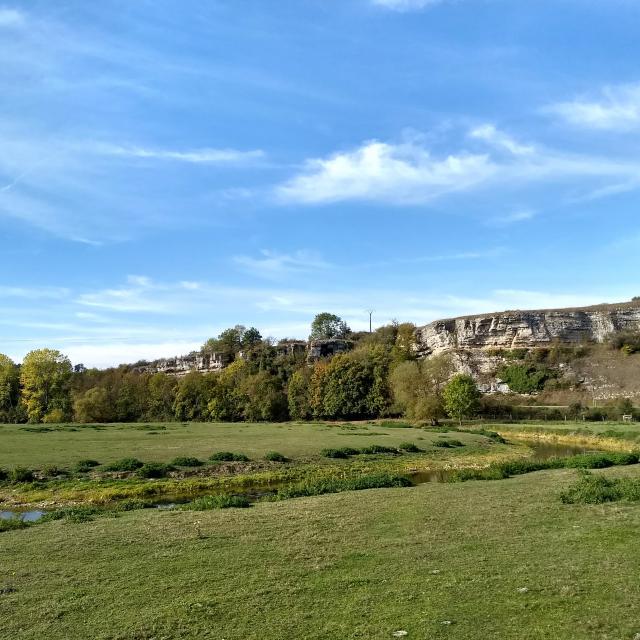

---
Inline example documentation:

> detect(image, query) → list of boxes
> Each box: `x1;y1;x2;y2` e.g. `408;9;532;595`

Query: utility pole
367;309;374;333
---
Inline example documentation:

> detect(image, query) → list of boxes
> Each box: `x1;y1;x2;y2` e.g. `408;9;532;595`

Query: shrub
359;445;398;455
0;518;31;532
321;447;359;458
74;459;100;473
114;499;147;511
42;408;66;424
264;451;288;462
0;468;8;482
40;464;66;478
9;467;34;483
560;473;627;504
433;439;464;448
321;448;349;459
170;456;203;467
498;364;555;394
208;451;250;462
182;494;251;510
398;442;423;453
103;458;144;472
476;430;507;444
136;462;173;478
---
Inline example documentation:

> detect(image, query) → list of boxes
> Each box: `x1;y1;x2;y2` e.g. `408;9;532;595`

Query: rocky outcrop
415;302;640;358
307;339;353;361
133;352;229;377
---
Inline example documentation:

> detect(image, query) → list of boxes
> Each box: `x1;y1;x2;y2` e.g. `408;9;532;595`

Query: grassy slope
0;421;488;468
3;465;640;639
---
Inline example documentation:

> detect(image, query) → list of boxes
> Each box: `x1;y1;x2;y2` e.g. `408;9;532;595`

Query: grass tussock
136;462;173;479
209;451;250;462
273;473;412;500
560;472;640;504
170;456;203;467
264;451;288;462
181;494;251;510
0;518;31;532
73;459;100;473
103;458;144;472
433;439;465;448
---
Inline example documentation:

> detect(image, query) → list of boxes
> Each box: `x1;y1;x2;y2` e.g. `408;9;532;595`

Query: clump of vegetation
0;518;31;533
377;421;415;429
451;451;639;483
609;331;640;355
73;459;100;473
476;429;507;444
208;451;250;462
274;473;412;500
40;464;66;478
264;451;288;462
433;439;464;448
359;445;399;455
182;494;251;510
560;473;640;504
9;467;34;483
398;442;423;453
498;363;556;394
0;468;8;482
321;447;359;459
136;462;173;478
42;506;103;523
170;456;203;467
103;458;144;472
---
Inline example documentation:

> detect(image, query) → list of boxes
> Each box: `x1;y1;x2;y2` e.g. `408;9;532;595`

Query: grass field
3;420;640;638
4;463;640;639
0;420;490;468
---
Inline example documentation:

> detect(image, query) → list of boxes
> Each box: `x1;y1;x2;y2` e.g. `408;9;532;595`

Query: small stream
0;440;601;522
407;440;598;484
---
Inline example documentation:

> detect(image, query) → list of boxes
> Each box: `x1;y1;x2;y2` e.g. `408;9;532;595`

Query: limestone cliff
414;302;640;358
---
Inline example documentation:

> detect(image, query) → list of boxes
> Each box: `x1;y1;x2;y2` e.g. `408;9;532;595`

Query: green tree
20;349;72;423
309;313;350;340
0;354;19;420
146;373;178;421
174;372;217;421
443;374;481;426
73;387;113;423
206;360;248;422
287;368;312;420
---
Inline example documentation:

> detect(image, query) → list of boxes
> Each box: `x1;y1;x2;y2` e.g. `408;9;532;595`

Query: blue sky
2;0;640;367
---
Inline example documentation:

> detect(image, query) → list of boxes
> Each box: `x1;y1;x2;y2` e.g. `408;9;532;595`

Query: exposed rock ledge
414;301;640;358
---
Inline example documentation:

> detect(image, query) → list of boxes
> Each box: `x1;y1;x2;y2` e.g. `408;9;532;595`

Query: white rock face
414;303;640;357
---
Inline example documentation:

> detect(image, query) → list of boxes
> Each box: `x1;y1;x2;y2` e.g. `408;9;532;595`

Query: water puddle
1;510;46;522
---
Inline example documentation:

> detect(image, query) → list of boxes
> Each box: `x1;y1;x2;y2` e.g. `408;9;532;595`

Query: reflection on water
0;510;45;522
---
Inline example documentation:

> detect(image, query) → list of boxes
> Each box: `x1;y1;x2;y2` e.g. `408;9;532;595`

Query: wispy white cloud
234;250;332;279
0;7;25;28
277;140;495;204
371;0;442;11
277;127;640;205
0;285;70;299
96;143;265;165
469;124;535;156
486;210;536;227
546;83;640;131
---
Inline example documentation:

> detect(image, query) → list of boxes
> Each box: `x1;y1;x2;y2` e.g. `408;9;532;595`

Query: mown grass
5;466;640;638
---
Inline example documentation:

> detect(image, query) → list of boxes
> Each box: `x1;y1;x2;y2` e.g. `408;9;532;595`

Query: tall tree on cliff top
309;313;351;340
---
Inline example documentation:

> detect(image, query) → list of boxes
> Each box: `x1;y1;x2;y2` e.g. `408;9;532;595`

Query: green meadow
3;421;640;639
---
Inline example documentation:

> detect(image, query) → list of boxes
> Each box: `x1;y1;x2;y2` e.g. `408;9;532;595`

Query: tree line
0;314;480;424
